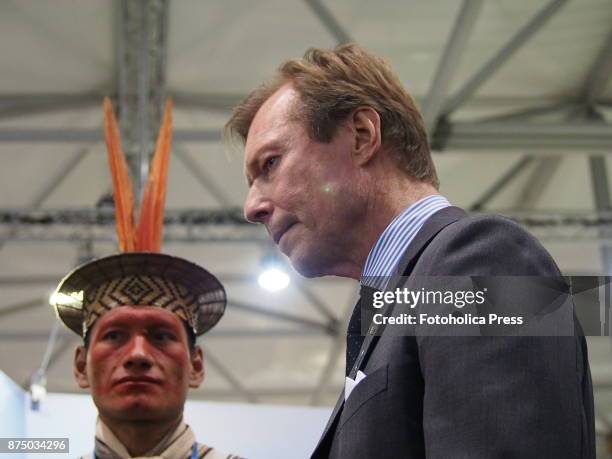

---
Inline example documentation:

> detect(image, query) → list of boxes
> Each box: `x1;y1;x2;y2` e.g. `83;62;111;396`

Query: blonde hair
225;43;438;188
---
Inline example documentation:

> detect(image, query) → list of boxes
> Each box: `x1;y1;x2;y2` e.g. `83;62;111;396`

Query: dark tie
345;296;363;376
346;284;382;376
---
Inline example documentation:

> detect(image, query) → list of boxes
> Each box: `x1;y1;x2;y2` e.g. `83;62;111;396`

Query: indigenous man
226;44;595;458
51;99;242;459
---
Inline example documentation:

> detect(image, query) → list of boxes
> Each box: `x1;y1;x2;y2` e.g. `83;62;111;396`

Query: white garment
79;417;238;459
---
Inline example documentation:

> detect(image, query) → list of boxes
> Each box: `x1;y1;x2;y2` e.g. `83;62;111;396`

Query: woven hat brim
51;253;226;337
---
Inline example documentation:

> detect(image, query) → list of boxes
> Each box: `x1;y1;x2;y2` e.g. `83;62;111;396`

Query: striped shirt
361;194;451;290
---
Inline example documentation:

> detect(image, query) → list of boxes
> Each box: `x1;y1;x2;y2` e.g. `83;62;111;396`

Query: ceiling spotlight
258;245;291;292
258;267;290;292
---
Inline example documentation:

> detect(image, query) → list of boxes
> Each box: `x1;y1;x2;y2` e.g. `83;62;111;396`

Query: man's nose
124;336;153;370
244;186;273;224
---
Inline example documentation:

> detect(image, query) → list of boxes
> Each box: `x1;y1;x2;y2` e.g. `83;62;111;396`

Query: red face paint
85;306;197;422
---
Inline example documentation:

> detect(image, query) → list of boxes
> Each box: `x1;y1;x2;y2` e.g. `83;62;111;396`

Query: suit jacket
311;207;595;459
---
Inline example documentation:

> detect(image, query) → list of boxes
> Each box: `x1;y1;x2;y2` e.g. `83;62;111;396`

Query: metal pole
469;155;533;211
443;0;569;115
422;0;484;133
583;29;612;105
136;0;150;203
303;0;352;44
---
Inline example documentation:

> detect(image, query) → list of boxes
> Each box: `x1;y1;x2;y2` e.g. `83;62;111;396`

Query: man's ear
73;346;90;389
189;345;205;389
351;107;381;166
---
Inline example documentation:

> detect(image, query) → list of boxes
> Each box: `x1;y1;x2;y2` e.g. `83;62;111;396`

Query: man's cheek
89;365;112;394
168;358;190;388
170;365;187;386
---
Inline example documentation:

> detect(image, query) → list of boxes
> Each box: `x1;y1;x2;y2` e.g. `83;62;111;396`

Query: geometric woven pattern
51;252;226;338
83;274;200;337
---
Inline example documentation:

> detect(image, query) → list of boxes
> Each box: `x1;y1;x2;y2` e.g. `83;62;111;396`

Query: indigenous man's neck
100;413;182;457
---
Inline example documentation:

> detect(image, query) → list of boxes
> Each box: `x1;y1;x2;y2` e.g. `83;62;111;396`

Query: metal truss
3;207;612;244
1;120;610;152
174;144;234;206
422;0;484;133
0;93;104;120
0;298;44;318
469;156;534;211
583;26;612;271
230;299;337;336
501;210;612;242
514;157;563;208
0;127;220;143
303;0;352;45
0;207;267;244
426;0;611;155
583;29;612;106
116;0;169;200
589;155;612;271
441;0;570;117
431;120;612;152
0;0;608;157
205;350;258;403
0;91;244;119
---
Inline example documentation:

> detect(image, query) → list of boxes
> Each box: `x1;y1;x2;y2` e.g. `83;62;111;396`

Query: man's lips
113;376;161;387
271;222;296;245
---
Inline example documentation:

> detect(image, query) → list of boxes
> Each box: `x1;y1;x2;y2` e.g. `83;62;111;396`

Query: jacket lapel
311;389;345;458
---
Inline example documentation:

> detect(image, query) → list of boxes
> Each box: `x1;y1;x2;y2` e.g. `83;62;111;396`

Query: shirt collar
361;195;450;289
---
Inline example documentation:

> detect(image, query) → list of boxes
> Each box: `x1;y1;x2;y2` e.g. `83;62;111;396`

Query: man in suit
225;44;595;458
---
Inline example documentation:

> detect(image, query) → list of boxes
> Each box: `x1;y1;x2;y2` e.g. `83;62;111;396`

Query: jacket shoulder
415;212;561;276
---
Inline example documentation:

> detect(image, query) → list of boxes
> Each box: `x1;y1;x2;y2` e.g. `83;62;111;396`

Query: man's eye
263;156;280;172
152;331;175;343
103;330;124;341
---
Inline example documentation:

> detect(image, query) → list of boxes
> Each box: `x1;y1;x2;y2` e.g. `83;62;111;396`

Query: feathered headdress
103;97;172;252
51;98;226;338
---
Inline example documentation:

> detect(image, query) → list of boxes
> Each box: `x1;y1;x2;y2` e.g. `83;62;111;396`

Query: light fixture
258;248;290;292
258;267;290;291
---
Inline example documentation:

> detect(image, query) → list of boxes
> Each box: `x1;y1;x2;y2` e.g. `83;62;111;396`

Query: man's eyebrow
245;140;285;186
96;319;128;329
141;316;181;328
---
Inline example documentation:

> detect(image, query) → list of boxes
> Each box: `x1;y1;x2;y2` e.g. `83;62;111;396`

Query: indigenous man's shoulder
198;444;245;459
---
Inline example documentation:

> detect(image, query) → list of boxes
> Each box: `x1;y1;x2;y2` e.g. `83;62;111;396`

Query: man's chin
287;251;327;278
101;390;166;412
288;248;355;279
103;399;171;421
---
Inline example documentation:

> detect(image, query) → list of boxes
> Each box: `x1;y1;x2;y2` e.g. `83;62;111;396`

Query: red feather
136;98;173;252
103;97;136;252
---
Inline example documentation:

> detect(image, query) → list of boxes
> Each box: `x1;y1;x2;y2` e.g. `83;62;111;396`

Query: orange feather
103;97;136;252
136;98;173;252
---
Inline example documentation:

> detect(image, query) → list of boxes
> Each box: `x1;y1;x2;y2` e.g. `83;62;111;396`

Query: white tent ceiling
0;0;611;439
